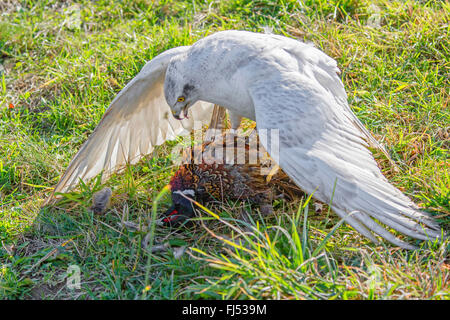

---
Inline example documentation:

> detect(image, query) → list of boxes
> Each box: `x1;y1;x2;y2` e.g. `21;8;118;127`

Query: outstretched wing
249;50;441;249
46;46;214;203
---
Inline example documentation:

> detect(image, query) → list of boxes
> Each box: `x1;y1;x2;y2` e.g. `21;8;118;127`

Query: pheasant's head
162;189;196;226
162;164;203;225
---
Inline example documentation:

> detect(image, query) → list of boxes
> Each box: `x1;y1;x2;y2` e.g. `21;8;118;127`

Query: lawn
0;0;448;299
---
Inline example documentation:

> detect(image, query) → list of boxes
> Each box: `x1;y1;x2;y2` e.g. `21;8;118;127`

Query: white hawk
47;30;443;249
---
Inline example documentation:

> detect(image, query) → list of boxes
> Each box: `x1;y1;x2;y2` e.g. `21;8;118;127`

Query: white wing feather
46;46;213;202
250;46;441;249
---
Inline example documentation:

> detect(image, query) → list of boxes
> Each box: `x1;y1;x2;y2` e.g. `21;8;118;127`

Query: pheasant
161;106;303;225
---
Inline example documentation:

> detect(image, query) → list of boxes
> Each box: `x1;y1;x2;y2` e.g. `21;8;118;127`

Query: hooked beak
172;104;189;120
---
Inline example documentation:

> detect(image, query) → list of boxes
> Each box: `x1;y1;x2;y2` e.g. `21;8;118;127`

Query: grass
0;0;449;299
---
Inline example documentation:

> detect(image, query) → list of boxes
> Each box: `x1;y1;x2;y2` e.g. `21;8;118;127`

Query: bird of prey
47;30;442;249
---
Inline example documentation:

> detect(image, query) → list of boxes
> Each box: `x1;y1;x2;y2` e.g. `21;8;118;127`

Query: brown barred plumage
163;106;303;225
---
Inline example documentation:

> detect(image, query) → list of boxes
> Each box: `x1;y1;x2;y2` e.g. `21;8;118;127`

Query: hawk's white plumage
49;30;442;248
46;46;214;199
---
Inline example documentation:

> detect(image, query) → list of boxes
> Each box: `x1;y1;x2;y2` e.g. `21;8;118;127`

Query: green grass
0;0;449;299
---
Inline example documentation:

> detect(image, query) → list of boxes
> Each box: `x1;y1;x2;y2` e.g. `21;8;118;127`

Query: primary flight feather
44;46;215;201
48;30;442;249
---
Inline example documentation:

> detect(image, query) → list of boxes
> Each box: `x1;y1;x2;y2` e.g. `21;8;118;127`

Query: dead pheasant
162;106;303;225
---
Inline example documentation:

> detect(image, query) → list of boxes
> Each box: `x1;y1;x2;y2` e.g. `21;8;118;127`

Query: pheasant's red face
161;188;196;226
162;207;180;223
162;200;195;225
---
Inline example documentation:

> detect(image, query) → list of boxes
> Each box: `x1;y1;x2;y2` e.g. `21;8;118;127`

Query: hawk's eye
177;96;185;102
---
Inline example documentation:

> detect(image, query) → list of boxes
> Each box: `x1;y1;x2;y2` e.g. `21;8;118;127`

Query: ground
0;0;448;299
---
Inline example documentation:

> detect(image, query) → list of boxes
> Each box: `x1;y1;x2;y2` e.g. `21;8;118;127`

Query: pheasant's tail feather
209;105;228;130
204;105;228;142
